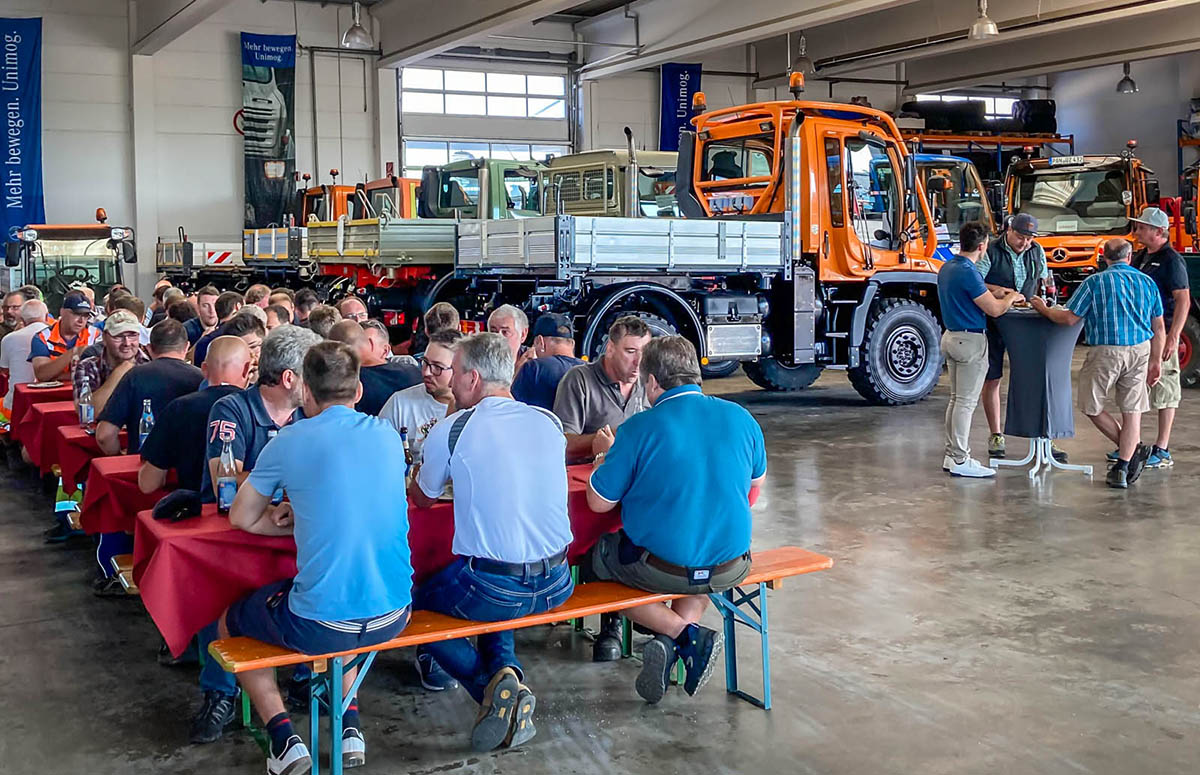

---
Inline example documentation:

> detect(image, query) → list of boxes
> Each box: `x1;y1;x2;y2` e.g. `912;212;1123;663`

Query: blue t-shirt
247;405;414;621
590;384;765;567
937;254;989;332
201;385;301;502
183;316;205;345
512;354;585;411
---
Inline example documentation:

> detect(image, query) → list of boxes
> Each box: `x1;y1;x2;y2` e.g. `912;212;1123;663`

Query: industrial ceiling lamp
793;32;816;75
968;0;1000;40
1116;62;1138;94
341;2;374;50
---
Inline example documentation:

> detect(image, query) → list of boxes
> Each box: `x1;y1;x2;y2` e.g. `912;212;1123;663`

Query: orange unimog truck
1003;143;1161;296
450;75;947;405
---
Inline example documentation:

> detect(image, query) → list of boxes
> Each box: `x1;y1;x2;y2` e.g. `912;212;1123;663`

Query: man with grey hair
409;332;574;752
0;298;50;418
585;336;765;705
0;288;28;340
487;303;529;363
1033;238;1165;488
187;324;323;744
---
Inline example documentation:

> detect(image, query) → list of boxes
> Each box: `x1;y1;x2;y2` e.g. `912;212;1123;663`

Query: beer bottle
77;381;94;430
216;437;237;514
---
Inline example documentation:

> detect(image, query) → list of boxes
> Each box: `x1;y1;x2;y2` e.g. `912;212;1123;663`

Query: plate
28;381;64;389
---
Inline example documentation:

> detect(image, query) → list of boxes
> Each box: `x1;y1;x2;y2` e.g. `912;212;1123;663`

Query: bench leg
308;652;378;775
330;656;343;775
708;582;771;710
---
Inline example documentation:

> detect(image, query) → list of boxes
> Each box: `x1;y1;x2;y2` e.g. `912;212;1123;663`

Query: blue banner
241;33;296;229
659;63;701;152
0;17;43;239
241;32;295;69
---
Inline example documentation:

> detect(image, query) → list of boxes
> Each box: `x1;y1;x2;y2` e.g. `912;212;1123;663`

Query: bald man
330;319;420;414
139;336;254;494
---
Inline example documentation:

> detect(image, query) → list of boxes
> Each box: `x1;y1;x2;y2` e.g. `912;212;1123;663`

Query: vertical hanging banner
241;32;296;229
0;17;43;240
658;63;701;152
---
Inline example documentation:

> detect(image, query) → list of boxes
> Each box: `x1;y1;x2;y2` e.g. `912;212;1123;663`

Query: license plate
1049;155;1086;166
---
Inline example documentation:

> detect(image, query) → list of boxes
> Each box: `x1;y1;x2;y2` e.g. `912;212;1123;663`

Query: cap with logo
61;290;94;316
532;312;574;339
1129;206;1170;231
1010;213;1039;237
103;309;141;337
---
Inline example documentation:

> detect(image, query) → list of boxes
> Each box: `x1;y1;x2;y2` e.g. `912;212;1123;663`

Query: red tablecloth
56;426;127;495
79;455;173;535
10;383;72;443
25;401;77;473
135;465;621;656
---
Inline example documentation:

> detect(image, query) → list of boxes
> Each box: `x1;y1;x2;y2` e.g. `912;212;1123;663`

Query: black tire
743;358;822;391
1181;315;1200;388
701;359;741;379
848;297;942;405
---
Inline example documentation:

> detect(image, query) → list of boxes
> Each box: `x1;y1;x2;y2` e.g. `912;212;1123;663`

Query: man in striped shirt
1031;239;1164;488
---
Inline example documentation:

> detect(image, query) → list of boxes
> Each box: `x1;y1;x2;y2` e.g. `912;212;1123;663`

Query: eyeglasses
346;311;368;322
422;360;452;376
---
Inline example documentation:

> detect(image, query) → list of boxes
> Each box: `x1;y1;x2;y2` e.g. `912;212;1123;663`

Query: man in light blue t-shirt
219;341;413;775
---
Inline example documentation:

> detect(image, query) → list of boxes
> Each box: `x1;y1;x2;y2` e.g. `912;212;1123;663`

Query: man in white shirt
408;332;574;753
0;299;50;417
378;330;461;461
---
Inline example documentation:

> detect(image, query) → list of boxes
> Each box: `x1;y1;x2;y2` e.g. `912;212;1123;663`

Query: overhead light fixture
793;31;816;76
1116;62;1138;94
341;2;374;50
968;0;999;40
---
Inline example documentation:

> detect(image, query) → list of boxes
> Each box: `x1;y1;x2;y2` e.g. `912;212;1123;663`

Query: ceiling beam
130;0;238;55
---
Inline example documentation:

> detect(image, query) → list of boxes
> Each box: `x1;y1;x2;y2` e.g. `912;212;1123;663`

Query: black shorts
986;319;1006;381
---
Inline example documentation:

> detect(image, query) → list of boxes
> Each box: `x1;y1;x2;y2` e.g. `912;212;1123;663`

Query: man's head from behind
19;299;47;326
149;319;189;359
1102;238;1134;266
639;335;702;405
102;310;143;363
301;340;362;415
215;291;243;322
424;302;460;337
487;304;528;357
603;315;652;383
307;305;343;338
531;312;575;357
958;221;990;257
422;330;462;399
167;299;198;325
58;291;94;338
202;335;254;389
328;319;368;354
244;284;271;309
196;285;220;327
110;293;147;324
450;332;513;410
258;324;322;405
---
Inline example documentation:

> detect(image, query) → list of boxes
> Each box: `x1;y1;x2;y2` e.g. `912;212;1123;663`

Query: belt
948;328;985;334
471;549;567;577
643;550;750;579
316;606;410;635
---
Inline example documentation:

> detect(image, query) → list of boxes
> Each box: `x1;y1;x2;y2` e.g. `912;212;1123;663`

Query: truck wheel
848;297;941;405
701;359;741;379
743;358;822;391
1181;315;1200;388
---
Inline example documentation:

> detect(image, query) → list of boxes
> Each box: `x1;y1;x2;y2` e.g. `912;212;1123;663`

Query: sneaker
636;635;677;704
471;667;520;753
679;626;723;697
1127;443;1152;485
189;690;238;744
91;573;125;598
1146;449;1174;469
592;613;623;662
1050;443;1069;464
341;728;366;769
1106;449;1119;463
1106;465;1128;489
415;650;459;692
988;433;1006;459
267;734;311;775
948;457;996;478
502;685;537;748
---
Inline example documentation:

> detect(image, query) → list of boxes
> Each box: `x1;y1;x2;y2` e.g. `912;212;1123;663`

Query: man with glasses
335;295;369;323
0;289;27;340
72;310;150;417
30;291;102;383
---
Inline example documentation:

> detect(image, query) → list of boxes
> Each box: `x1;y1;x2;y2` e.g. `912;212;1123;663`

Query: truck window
370;190;397;217
920;161;989;240
1012;168;1128;235
582;169;610;201
440;171;480;217
553;172;581;203
845;139;898;249
305;192;327;222
824;138;845;228
639;170;678;217
503;170;538;213
701;135;773;184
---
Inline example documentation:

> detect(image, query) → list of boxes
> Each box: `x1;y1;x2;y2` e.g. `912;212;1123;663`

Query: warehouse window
401;139;569;178
402;67;567;119
915;94;1016;120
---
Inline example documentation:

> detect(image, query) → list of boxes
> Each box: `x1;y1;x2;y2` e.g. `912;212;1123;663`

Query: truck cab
915;154;996;260
417;158;542;220
1004;148;1160;291
5;212;136;312
352;175;420;220
540;149;678;217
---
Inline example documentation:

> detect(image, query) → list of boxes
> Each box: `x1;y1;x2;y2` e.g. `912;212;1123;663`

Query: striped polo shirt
1066;262;1163;346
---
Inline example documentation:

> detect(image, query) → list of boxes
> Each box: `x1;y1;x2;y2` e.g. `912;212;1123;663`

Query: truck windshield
700;134;773;185
1012;168;1129;235
919;160;992;240
439;171;480;216
639;170;678;216
27;239;120;312
242;65;273;84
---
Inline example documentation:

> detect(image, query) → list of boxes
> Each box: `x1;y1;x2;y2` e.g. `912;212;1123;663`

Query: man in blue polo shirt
219;340;414;775
585;335;765;705
936;221;1025;479
1032;238;1165;488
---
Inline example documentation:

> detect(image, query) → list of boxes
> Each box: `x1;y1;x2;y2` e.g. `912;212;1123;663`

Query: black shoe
189;690;238;744
1050;444;1069;464
592;613;623;662
44;521;83;544
1127;443;1151;485
415;649;459;691
91;573;125;598
679;626;723;697
635;635;677;704
1106;465;1128;489
284;674;311;713
158;640;199;667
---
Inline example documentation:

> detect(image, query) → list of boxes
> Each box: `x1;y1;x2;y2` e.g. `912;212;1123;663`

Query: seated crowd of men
0;280;767;775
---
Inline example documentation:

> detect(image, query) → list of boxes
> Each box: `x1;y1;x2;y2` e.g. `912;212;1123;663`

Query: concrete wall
1053;54;1200;197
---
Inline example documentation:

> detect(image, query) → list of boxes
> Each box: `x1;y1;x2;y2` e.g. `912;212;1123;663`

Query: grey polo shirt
552;356;647;435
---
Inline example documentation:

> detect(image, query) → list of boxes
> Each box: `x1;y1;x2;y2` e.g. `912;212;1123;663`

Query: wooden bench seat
110;553;139;595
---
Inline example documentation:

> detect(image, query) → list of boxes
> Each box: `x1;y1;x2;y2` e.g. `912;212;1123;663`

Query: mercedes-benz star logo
1051;247;1069;262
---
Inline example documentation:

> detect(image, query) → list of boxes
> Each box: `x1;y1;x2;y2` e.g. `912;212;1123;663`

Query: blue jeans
413;557;573;703
199;620;238;696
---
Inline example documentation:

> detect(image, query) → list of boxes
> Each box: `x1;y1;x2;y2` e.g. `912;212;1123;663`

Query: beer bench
209;546;832;775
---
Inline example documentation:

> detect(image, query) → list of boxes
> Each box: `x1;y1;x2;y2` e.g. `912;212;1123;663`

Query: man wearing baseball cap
975;213;1067;462
1129;206;1190;469
511;312;584;411
72;309;150;418
30;290;101;383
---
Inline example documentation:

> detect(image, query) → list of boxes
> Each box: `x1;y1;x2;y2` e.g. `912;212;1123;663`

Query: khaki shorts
1078;342;1151;416
1150;349;1181;410
586;531;751;595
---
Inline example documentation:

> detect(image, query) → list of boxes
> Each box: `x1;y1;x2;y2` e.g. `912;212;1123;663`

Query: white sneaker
942;455;955;472
267;735;311;775
948;457;996;478
342;728;366;768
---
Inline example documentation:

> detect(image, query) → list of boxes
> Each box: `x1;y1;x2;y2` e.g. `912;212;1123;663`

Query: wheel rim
884;324;927;384
1180;332;1193;370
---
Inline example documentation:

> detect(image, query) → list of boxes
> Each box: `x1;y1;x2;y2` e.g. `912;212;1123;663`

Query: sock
1153;445;1168;456
265;712;295;756
343;699;360;731
675;623;699;656
1114;459;1130;470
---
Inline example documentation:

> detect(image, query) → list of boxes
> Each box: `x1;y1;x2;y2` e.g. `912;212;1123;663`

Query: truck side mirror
5;241;22;268
117;240;137;264
417;167;440;219
1145;179;1161;206
986;181;1004;222
1186;205;1197;235
674;131;707;219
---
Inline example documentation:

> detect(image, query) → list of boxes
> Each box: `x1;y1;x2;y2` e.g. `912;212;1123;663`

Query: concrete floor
3;357;1199;775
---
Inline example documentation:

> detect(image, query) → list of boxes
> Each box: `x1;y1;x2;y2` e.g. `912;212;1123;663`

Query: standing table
991;308;1092;478
9;383;72;444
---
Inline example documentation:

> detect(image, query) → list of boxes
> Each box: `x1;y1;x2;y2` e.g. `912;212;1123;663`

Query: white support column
129;54;158;298
376;68;399;178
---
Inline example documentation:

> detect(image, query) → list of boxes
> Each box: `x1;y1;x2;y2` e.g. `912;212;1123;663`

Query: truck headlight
19;229;36;242
264;161;286;179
